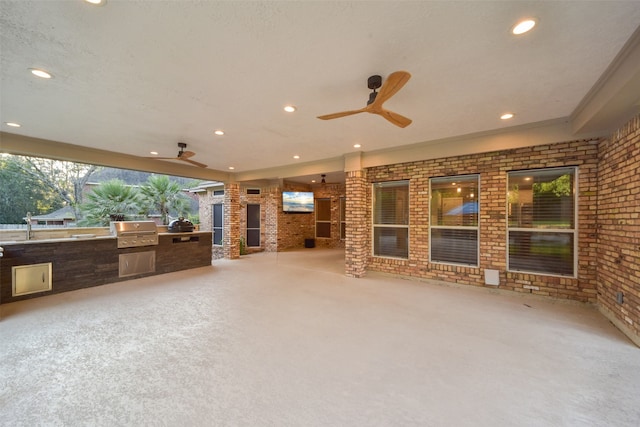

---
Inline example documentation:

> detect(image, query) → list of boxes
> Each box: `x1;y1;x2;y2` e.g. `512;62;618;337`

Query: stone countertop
0;231;212;246
0;235;116;246
159;231;211;236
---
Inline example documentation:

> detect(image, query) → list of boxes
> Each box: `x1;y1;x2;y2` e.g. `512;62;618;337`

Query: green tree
9;155;98;221
139;175;191;225
0;155;64;223
79;179;140;226
533;174;572;197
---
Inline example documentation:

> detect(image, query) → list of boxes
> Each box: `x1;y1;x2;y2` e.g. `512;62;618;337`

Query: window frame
212;203;223;246
506;166;578;278
429;174;480;267
339;196;346;240
315;198;331;239
372;180;410;260
246;203;261;247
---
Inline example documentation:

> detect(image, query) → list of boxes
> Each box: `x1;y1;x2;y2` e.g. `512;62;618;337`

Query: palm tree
79;179;140;226
139;175;191;225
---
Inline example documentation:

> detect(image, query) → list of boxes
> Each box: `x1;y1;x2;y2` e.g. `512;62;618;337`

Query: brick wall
362;139;600;302
277;182;315;250
224;183;240;259
198;192;212;233
197;188;225;260
276;181;346;250
597;114;640;345
311;182;346;249
198;181;347;255
263;185;279;252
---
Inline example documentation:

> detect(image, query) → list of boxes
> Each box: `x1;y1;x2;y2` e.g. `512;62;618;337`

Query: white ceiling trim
571;25;640;134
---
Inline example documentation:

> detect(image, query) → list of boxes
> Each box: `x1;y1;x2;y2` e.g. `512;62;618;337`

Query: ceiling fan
317;71;412;128
150;142;207;168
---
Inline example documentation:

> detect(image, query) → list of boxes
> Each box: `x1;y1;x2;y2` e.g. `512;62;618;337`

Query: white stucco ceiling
1;1;640;184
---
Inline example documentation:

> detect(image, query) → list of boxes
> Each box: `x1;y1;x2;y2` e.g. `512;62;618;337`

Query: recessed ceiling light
84;0;106;5
284;105;296;113
150;151;158;155
501;113;515;120
214;130;225;136
512;19;536;35
29;68;52;79
228;166;235;170
353;144;361;148
311;179;316;183
293;155;300;159
5;122;21;127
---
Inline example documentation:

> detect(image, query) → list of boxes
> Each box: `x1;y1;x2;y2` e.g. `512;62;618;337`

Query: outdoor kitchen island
0;229;212;305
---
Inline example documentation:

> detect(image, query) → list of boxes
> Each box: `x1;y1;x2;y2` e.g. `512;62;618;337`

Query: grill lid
168;217;194;232
110;221;158;236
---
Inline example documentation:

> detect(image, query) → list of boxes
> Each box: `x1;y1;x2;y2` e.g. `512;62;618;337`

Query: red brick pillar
345;170;368;277
224;183;240;259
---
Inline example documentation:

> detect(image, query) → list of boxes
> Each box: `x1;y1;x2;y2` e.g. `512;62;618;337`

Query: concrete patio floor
1;248;638;426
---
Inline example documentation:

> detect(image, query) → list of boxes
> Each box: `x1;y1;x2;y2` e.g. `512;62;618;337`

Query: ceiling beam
0;132;230;182
361;118;604;169
233;156;345;183
571;25;640;134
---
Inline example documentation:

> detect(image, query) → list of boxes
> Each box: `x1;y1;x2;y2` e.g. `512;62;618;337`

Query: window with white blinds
429;175;479;266
507;167;576;276
372;181;409;258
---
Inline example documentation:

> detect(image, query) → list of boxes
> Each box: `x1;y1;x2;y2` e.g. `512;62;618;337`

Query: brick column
224;183;240;259
263;185;279;252
345;170;368;277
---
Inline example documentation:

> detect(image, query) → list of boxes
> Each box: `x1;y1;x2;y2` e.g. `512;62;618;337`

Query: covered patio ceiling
1;1;640;184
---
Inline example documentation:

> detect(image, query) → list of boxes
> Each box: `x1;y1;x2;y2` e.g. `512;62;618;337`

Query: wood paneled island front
0;232;212;305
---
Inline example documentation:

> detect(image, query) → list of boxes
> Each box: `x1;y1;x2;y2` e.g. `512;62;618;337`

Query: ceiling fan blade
179;150;196;159
371;71;411;107
145;156;179;160
376;109;413;128
317;108;366;120
183;158;208;168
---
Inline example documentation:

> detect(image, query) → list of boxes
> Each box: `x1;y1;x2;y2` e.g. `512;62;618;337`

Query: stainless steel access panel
12;262;53;296
119;251;156;278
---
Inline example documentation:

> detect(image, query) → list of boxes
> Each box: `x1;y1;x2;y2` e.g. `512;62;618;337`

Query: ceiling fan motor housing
367;75;382;105
368;75;382;90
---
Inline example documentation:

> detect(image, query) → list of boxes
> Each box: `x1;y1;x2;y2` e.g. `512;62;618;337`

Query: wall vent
484;269;500;286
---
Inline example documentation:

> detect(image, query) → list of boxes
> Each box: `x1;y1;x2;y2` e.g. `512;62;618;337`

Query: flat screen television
282;191;314;213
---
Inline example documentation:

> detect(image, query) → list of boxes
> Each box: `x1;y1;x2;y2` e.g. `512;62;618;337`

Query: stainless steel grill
110;221;159;248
